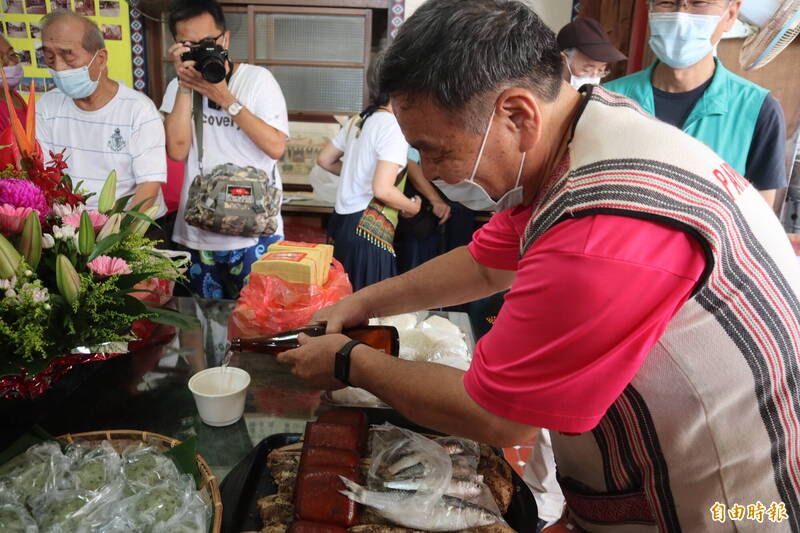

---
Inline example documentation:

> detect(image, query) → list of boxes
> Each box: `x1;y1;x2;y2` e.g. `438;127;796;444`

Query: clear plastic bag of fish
368;425;451;492
340;424;505;531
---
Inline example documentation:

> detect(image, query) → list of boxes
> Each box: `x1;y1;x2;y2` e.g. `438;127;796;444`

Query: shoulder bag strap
192;90;204;175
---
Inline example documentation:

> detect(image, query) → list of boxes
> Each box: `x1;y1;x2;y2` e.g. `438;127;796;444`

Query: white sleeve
131;100;167;184
160;78;179;115
331;122;348;152
374;115;409;167
247;68;289;138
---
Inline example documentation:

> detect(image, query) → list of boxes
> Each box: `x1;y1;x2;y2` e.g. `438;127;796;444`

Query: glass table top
2;297;475;481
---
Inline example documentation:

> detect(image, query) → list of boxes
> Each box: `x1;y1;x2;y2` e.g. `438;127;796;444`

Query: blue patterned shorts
188;235;282;299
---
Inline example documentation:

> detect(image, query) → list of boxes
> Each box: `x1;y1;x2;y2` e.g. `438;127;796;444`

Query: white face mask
433;109;527;212
566;58;601;91
570;75;601;90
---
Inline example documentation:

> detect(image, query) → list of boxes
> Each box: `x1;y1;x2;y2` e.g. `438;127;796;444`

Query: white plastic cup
188;367;251;427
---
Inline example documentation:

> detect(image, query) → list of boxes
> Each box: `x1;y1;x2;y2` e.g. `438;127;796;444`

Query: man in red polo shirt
277;1;800;531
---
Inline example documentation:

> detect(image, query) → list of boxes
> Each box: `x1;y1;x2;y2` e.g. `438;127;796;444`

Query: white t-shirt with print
332;111;409;215
37;82;167;212
160;64;289;251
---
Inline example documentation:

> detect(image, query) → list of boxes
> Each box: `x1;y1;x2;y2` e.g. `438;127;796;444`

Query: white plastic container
188;367;251;427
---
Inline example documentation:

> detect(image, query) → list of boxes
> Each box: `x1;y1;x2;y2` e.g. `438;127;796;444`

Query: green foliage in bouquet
0;170;192;378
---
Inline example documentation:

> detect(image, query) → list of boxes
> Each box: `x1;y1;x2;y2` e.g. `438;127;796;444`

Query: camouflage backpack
184;92;281;237
184;163;281;236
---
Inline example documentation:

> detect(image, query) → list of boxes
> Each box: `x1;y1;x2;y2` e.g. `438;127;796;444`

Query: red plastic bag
130;277;176;308
228;259;352;340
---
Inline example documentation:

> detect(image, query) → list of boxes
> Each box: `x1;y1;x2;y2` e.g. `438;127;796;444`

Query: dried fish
339;476;497;531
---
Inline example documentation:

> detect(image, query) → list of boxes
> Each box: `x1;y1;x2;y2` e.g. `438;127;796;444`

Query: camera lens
200;58;226;84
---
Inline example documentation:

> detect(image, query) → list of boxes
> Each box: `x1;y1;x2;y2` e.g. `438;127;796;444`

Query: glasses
575;66;611;78
182;32;225;47
649;0;727;14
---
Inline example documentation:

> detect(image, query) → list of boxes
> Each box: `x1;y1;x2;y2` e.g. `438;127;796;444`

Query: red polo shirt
463;209;707;433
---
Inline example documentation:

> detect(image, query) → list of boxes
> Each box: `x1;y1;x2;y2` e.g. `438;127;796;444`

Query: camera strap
192;90;205;176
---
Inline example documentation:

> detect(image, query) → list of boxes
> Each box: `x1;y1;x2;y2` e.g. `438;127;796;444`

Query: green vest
604;59;768;176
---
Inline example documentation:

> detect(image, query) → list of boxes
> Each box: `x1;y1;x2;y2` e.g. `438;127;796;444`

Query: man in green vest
605;0;786;208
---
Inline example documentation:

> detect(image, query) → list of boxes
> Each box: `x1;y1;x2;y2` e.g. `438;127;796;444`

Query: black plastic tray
219;430;538;533
220;432;301;533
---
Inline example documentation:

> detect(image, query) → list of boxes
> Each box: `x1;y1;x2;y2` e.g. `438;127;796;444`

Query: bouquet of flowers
0;75;193;399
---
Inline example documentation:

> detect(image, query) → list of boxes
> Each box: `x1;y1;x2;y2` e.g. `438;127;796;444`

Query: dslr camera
181;41;229;84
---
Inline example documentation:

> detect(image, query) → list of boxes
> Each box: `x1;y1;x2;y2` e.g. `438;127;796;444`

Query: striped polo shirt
531;87;800;532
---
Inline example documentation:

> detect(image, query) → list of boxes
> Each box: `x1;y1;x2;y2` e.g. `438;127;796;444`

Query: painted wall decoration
389;0;404;41
128;0;146;92
0;0;133;98
279;121;342;184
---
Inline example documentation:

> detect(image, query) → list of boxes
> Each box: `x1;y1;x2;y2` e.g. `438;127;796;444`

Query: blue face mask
48;51;99;99
648;12;722;69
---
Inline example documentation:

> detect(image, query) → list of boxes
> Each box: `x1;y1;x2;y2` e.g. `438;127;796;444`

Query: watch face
228;102;242;115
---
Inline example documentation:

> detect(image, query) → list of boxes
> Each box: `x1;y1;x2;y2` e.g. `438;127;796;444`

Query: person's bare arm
179;74;286;160
349;345;539;446
759;189;777;211
228;106;286;160
372;161;420;215
407;159;451;223
316;142;344;176
279;333;538;447
163;43;194;161
130;182;161;212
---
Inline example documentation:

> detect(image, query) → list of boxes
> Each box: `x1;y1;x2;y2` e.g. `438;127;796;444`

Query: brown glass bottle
230;325;399;356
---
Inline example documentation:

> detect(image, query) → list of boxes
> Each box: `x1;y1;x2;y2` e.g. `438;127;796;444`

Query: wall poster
0;0;133;99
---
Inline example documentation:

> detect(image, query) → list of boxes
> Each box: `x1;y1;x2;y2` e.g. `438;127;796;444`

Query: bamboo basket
57;429;222;533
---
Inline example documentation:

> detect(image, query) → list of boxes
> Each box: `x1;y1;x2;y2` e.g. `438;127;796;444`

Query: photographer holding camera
161;0;289;299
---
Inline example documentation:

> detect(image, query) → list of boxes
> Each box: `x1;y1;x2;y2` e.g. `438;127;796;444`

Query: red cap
557;18;627;63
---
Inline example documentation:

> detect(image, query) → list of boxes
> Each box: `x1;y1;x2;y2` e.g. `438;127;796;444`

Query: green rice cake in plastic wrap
0;440;211;532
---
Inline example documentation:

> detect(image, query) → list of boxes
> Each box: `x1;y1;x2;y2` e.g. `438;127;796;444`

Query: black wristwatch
334;340;364;387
